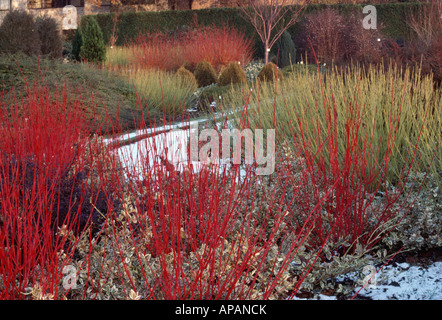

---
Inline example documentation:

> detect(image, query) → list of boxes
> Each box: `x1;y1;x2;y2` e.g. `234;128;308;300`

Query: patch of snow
108;118;247;181
290;261;442;300
352;261;442;300
102;120;201;144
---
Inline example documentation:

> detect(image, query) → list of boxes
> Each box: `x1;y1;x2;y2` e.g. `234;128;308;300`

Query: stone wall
0;0;110;26
0;0;302;27
151;0;300;11
109;0;244;13
110;0;168;13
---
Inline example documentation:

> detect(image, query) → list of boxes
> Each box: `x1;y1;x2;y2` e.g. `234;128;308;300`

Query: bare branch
239;0;307;64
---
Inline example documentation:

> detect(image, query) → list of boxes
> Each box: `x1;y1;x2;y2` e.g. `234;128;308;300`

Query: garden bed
1;2;440;300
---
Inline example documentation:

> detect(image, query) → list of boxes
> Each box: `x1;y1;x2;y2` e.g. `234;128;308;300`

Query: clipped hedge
194;60;218;87
81;8;257;48
218;62;247;87
257;62;284;82
82;2;426;58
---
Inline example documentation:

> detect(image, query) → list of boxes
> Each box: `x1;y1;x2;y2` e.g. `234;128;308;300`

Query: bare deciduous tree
407;0;441;47
239;0;306;64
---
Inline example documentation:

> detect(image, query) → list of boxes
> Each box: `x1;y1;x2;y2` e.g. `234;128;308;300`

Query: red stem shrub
0;60;427;299
276;63;425;261
75;101;341;300
0;77;114;299
298;8;385;66
131;25;254;72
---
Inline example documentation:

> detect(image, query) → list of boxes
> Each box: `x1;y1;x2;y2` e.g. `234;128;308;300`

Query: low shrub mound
0;10;40;56
182;61;196;73
0;54;142;132
194;60;217;87
36;16;63;59
217;62;247;87
176;65;198;90
257;62;284;82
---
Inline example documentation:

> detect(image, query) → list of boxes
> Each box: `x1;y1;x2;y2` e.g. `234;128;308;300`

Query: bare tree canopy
239;0;306;64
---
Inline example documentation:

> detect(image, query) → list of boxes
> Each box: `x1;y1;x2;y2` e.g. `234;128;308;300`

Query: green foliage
376;2;421;40
217;62;247;87
71;27;83;62
0;54;143;133
36;16;63;59
105;46;133;68
81;3;424;60
198;82;245;105
225;63;441;187
0;10;40;56
272;31;296;68
281;63;319;77
176;66;198;91
80;17;106;64
81;8;261;56
126;69;196;113
257;63;284;82
194;61;217;88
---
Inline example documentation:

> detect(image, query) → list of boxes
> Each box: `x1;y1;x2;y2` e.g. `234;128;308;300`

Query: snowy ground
106;115;247;180
349;261;442;300
292;261;442;300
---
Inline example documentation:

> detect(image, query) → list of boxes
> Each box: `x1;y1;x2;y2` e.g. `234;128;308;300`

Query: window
0;0;10;11
28;0;85;9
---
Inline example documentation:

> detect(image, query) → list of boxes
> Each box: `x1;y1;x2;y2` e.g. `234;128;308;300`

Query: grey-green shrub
194;60;217;87
36;16;63;59
218;62;247;87
176;66;198;90
272;31;296;68
257;62;284;82
0;10;40;56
